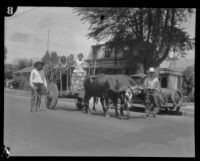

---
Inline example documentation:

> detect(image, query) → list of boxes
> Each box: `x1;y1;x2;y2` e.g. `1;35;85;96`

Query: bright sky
4;7;196;64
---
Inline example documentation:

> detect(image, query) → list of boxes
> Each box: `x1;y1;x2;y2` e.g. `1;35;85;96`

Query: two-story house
86;42;183;90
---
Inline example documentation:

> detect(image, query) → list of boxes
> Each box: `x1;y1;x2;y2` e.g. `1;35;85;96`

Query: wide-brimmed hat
33;60;45;68
148;67;155;73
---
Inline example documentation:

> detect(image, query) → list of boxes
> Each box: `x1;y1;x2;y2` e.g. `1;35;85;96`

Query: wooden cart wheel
74;98;84;110
168;90;183;112
45;83;58;110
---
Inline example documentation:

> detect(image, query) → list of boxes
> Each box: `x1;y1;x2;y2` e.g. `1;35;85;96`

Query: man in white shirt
30;60;48;112
144;67;161;117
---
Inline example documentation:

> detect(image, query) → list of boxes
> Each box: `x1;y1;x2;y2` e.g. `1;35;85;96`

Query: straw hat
33;59;45;68
148;67;155;73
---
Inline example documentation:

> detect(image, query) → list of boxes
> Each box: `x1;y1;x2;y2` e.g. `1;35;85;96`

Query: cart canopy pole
50;63;53;83
59;67;62;95
66;66;69;92
94;61;96;76
88;64;91;76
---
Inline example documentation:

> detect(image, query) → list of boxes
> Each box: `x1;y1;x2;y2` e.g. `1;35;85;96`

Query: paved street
4;91;195;157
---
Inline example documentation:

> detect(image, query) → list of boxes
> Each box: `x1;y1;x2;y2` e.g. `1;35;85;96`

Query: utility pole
47;29;50;51
47;29;53;83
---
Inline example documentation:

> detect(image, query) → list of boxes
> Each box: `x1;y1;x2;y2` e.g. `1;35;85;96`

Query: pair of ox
83;74;139;119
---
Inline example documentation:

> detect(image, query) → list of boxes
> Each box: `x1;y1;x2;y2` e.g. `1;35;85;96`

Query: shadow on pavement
55;106;81;112
111;114;147;120
131;106;183;116
158;110;183;116
54;105;184;117
89;111;105;116
89;110;146;120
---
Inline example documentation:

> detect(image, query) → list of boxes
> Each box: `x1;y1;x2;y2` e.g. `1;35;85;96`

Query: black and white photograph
4;6;195;157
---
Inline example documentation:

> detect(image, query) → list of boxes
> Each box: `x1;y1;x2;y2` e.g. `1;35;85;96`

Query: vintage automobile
130;73;183;113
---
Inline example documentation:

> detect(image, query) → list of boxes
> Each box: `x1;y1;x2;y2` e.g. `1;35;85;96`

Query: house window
105;48;111;58
160;76;168;88
116;48;123;58
177;76;182;90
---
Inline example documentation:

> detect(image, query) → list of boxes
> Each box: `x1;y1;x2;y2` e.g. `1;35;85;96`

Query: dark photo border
2;0;199;160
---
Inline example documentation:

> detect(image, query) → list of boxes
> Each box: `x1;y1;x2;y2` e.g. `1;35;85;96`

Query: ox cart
43;63;183;115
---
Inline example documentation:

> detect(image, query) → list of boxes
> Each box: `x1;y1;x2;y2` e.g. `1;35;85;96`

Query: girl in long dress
70;53;88;93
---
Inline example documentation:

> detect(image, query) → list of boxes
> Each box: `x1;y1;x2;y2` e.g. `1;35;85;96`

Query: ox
83;74;137;119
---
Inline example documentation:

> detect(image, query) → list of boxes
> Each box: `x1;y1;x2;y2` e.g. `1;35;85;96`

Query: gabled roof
131;73;147;79
13;66;34;74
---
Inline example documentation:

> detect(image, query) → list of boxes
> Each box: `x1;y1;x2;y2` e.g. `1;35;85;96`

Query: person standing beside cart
30;60;48;112
144;67;162;117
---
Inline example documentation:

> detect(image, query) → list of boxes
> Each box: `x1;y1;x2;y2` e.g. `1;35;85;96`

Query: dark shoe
36;108;40;112
30;108;36;112
145;108;150;117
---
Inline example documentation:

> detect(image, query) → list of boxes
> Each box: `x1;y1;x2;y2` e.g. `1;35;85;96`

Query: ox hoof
145;111;150;117
105;114;110;118
152;113;156;118
87;110;92;115
84;110;89;114
145;108;150;116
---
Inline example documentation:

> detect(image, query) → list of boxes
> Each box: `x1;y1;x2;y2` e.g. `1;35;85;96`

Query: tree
15;58;33;70
4;64;18;80
182;65;194;98
41;51;51;64
74;8;195;72
41;51;59;66
4;46;7;60
50;51;59;66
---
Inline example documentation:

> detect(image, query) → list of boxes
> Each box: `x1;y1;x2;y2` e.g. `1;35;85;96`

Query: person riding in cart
54;56;69;91
67;54;76;89
70;53;88;94
30;60;48;112
144;67;162;117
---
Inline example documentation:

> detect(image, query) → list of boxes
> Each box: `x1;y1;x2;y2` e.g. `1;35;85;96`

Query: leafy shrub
183;89;194;102
23;82;31;91
182;66;194;97
12;76;28;90
4;71;13;79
